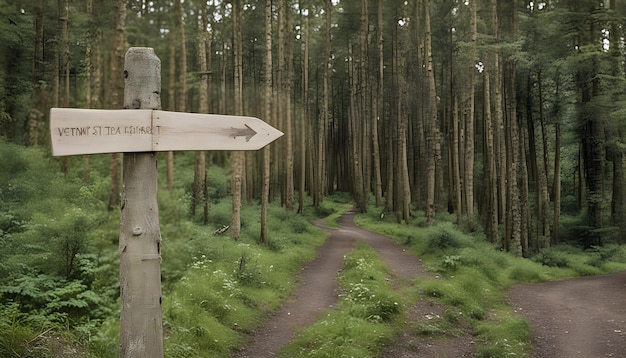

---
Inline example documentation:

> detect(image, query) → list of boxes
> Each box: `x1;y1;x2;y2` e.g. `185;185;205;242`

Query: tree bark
193;1;210;224
231;0;244;239
298;4;309;214
107;0;127;211
424;0;438;225
348;43;367;213
261;0;273;243
372;0;383;207
279;0;294;210
483;64;498;243
464;0;477;230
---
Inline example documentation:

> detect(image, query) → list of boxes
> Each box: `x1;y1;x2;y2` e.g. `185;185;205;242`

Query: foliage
355;209;626;357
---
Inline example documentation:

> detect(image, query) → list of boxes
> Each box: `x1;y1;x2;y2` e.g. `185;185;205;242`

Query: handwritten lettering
56;125;152;137
57;126;91;136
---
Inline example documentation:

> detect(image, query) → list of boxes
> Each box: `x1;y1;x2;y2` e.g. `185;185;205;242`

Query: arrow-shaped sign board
49;108;283;156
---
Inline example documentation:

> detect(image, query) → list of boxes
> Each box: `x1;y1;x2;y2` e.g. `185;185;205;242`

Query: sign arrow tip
230;124;257;142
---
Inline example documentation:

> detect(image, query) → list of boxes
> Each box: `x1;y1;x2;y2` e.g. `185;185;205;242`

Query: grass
354;209;626;357
4;142;626;357
278;243;399;357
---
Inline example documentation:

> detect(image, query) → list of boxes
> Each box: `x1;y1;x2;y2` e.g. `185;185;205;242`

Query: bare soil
509;271;626;357
232;210;626;358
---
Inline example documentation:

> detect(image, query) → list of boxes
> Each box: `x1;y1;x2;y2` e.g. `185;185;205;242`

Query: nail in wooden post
119;47;164;358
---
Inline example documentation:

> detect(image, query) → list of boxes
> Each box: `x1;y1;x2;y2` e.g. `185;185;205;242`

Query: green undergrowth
89;200;339;358
354;211;626;357
278;243;400;357
0;142;356;357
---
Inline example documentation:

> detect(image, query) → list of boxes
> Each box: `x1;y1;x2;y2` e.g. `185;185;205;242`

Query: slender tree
193;0;210;224
231;0;244;239
261;0;273;243
372;0;383;207
298;1;309;214
464;0;477;231
424;0;438;225
107;0;127;211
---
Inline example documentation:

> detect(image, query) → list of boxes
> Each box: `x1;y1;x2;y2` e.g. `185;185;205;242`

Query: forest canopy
1;0;626;255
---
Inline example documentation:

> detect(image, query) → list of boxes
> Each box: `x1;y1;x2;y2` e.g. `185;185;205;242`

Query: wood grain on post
119;47;164;358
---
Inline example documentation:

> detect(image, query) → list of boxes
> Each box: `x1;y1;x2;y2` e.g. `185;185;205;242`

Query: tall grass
354;210;626;357
279;243;399;357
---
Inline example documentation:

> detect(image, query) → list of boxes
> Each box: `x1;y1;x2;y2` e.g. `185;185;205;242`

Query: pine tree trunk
315;0;331;206
193;2;209;224
464;0;477;230
231;0;244;239
553;122;562;244
452;89;462;225
372;0;383;207
166;27;176;192
107;0;127;211
519;119;531;256
612;148;625;243
298;7;309;214
424;0;438;225
359;0;370;211
483;65;498;243
279;0;294;211
261;0;273;243
537;72;551;241
29;5;45;147
349;44;367;212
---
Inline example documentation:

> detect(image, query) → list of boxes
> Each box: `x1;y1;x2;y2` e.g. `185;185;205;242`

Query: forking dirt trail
232;209;626;357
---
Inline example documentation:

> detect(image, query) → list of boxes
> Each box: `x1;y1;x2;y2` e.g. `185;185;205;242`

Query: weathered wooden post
49;47;282;358
119;47;163;358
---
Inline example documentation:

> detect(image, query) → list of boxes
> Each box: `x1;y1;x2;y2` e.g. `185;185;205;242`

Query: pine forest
2;0;626;357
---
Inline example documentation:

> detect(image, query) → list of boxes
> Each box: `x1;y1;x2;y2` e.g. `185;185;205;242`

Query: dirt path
232;209;470;358
232;209;626;358
509;271;626;358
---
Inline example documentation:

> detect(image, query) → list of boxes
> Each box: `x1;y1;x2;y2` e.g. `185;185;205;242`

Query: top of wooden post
124;47;161;111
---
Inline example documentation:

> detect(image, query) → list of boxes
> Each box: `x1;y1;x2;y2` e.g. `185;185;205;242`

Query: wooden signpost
49;47;282;358
50;108;283;155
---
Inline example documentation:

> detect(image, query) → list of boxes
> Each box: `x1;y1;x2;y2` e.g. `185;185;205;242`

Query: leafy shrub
425;223;464;252
507;260;548;282
533;247;570;268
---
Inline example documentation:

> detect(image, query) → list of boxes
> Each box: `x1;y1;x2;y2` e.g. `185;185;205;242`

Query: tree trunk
519;117;531;256
231;0;244;239
29;4;45;147
298;5;309;214
464;0;477;230
483;64;498;243
348;44;367;213
537;72;551;241
553;122;562;244
452;88;462;225
166;26;176;192
193;2;209;224
279;0;294;211
424;0;438;225
372;0;383;207
359;0;370;212
107;0;127;211
315;0;331;207
261;0;273;243
490;0;506;246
